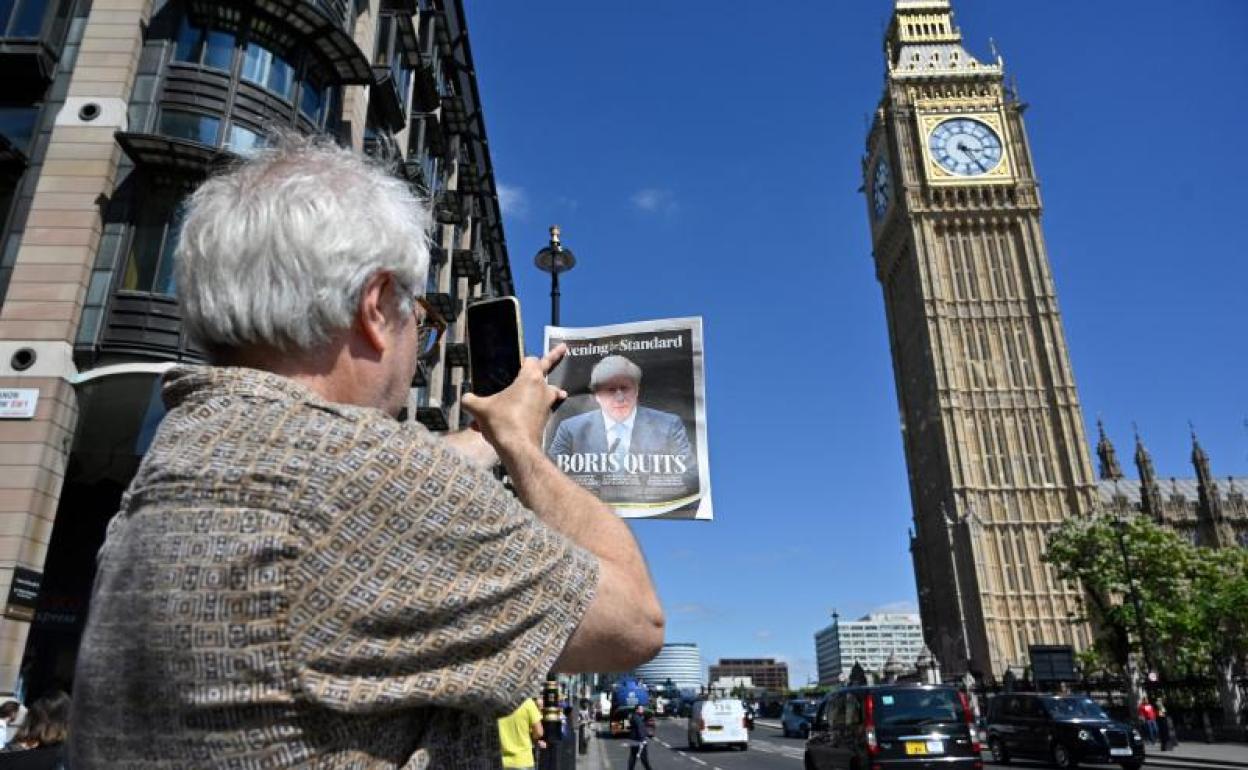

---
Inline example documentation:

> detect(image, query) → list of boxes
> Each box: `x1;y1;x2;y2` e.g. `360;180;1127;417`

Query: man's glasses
414;296;447;362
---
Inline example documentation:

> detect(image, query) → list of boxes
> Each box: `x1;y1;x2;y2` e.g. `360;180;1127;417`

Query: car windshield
872;689;961;726
1046;698;1109;720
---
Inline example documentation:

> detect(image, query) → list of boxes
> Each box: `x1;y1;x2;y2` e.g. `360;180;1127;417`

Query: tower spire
1133;426;1164;521
1191;427;1225;547
1095;419;1124;480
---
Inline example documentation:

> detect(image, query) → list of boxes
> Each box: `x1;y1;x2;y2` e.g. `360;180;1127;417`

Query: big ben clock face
928;117;1003;177
872;157;892;220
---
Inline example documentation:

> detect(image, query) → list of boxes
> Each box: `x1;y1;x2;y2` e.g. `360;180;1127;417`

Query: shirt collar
601;407;637;435
163;365;328;411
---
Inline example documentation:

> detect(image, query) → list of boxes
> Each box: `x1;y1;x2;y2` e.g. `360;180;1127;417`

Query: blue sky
462;1;1248;686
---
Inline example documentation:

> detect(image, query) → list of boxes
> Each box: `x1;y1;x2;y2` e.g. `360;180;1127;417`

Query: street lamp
534;225;577;326
1111;514;1157;683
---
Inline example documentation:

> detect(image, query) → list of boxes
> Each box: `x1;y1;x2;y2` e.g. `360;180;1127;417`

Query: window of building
0;104;38;154
299;73;332;123
374;13;414;115
242;41;296;101
172;13;340;131
0;0;47;37
225;122;264;154
174;16;237;72
121;186;186;296
159;109;221;145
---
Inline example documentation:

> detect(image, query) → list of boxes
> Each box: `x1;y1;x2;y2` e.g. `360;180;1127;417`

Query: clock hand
956;142;989;171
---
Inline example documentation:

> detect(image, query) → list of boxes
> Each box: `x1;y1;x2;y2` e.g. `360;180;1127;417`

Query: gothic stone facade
863;0;1096;679
1096;424;1248;550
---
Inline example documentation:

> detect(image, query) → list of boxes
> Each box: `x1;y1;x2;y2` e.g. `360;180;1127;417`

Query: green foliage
1044;514;1248;678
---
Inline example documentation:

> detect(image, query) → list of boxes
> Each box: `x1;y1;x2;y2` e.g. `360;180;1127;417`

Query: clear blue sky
462;0;1248;686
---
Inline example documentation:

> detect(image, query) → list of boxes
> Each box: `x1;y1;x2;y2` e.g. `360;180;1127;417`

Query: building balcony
0;3;65;93
451;248;482;284
433;189;465;225
416;402;448;432
184;0;372;84
443;342;468;368
423;291;459;322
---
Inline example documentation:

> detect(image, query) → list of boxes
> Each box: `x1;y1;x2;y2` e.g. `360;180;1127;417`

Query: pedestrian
0;701;19;749
628;705;655;770
498;698;544;770
2;690;70;769
1155;698;1178;751
578;699;593;754
1137;698;1158;745
67;136;665;769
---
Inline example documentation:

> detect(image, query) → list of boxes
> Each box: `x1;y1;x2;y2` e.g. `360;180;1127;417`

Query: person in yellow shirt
498;698;545;770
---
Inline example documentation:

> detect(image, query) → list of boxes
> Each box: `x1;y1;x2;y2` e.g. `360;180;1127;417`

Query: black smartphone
467;296;524;396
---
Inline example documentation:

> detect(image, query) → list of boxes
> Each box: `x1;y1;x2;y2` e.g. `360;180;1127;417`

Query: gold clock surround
917;111;1014;185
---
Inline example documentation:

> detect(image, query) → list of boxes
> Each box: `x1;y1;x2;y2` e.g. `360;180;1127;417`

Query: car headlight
1078;730;1092;742
1131;729;1143;742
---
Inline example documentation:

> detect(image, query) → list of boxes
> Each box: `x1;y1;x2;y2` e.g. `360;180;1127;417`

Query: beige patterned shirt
69;366;599;769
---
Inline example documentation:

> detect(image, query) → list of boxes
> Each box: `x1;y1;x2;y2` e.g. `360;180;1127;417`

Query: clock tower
864;0;1095;678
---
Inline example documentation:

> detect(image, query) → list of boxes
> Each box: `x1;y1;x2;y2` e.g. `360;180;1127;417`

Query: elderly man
68;138;663;769
547;356;694;483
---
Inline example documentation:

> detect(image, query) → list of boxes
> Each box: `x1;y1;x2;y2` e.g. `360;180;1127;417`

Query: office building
0;0;510;699
707;658;788;692
814;612;925;685
632;642;703;693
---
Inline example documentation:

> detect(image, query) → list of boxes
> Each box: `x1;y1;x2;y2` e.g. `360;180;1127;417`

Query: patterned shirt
69;366;599;769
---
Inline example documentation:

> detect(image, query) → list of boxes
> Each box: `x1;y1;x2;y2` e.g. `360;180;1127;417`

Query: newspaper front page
543;317;712;520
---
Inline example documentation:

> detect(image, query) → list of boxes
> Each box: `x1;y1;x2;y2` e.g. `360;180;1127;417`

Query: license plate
905;742;927;755
1110;748;1133;757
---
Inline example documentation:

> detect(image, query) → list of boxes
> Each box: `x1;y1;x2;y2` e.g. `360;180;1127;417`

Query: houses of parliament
862;0;1247;680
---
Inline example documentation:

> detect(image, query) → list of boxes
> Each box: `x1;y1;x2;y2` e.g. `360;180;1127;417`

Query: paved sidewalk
578;731;612;770
1146;740;1248;767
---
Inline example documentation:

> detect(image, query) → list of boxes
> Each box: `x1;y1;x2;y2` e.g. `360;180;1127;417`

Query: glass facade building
0;0;511;701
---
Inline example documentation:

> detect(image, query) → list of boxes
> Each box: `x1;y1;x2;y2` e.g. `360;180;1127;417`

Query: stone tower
865;0;1095;678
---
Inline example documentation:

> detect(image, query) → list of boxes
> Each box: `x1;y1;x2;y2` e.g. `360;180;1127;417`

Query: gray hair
175;134;431;355
590;355;642;389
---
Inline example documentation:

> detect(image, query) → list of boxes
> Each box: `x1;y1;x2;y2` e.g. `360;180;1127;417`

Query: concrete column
0;0;153;692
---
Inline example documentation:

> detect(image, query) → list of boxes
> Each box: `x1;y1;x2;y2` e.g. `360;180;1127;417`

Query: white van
687;698;749;751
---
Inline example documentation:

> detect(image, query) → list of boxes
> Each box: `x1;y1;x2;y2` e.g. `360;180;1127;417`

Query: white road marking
690;759;708;766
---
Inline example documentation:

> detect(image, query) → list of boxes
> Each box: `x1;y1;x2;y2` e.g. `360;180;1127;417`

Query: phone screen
467;297;523;396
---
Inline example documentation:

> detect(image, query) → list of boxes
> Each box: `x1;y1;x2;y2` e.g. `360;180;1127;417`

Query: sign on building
0;389;38;419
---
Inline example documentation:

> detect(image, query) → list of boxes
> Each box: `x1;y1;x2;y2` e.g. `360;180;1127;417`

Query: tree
1191;546;1248;730
1044;514;1204;676
1045;514;1248;730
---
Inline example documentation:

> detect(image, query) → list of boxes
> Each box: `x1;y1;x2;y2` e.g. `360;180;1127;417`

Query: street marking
690;759;707;766
660;740;670;747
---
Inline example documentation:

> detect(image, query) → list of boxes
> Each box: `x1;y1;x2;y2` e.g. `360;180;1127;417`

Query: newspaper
543;317;712;520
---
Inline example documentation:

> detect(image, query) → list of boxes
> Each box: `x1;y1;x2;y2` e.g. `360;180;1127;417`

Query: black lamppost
535;225;576;769
534;225;576;325
1112;515;1157;684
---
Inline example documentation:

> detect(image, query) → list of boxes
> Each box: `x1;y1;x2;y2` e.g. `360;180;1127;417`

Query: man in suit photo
547;356;696;499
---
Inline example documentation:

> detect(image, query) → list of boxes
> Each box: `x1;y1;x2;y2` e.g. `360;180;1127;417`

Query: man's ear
356;272;393;354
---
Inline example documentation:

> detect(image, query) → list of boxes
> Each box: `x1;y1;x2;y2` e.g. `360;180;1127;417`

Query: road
596;718;806;770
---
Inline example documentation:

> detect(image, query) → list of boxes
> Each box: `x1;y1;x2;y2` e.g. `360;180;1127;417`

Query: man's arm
462;346;664;673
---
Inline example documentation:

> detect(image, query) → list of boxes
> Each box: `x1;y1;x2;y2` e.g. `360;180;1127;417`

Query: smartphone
467;296;524;396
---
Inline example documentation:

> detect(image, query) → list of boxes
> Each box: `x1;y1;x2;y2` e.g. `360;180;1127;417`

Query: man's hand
440;429;499;468
461;344;568;453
